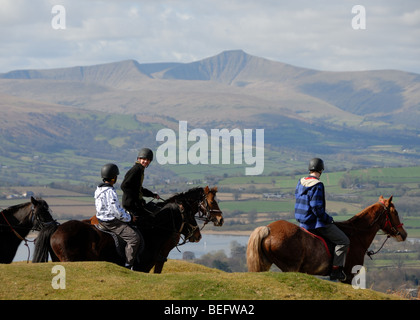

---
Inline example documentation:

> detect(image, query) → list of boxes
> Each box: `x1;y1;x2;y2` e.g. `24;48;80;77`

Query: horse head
376;195;407;242
30;197;56;231
199;186;224;227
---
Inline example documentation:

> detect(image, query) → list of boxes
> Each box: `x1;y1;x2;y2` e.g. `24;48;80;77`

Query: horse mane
335;202;379;232
163;187;204;204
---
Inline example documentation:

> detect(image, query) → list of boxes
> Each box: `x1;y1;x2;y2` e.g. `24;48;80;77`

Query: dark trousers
99;219;142;266
315;223;350;267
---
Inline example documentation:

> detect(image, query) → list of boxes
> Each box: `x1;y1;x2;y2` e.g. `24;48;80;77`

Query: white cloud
0;0;419;73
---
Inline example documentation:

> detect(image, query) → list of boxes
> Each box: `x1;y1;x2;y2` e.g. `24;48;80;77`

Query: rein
365;200;403;259
145;199;199;247
1;203;57;263
367;235;390;259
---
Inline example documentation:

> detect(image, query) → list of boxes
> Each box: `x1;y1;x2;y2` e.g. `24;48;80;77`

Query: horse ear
379;195;384;202
388;195;393;203
212;186;218;193
204;186;209;193
31;196;38;206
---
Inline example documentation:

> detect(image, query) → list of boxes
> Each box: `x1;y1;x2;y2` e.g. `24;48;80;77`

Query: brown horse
140;186;223;273
246;196;407;283
33;186;223;273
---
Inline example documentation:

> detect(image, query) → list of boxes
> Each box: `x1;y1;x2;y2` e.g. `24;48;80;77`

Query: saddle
301;227;334;258
85;216;126;259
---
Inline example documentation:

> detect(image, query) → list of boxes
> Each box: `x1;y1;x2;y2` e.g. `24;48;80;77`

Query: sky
0;0;419;74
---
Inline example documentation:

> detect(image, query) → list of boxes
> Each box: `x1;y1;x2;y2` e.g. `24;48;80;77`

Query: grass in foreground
0;260;400;300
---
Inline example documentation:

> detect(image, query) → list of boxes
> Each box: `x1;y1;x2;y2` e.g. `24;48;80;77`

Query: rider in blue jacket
295;158;349;281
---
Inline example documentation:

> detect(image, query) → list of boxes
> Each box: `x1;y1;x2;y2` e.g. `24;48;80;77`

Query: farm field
1;166;420;235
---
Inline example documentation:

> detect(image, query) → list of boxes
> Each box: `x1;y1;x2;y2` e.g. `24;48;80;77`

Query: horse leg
153;233;180;274
0;237;21;263
341;246;366;284
263;226;305;272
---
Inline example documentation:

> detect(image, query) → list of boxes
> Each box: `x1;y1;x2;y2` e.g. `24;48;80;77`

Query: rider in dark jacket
121;148;160;219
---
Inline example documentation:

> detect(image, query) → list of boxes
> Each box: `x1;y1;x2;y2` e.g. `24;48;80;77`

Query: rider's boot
330;266;346;281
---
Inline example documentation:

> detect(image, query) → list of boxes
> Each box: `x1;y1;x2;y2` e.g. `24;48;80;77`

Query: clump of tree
193;241;247;272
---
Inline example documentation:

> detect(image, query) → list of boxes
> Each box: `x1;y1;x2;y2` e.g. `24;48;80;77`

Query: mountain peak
160;50;255;83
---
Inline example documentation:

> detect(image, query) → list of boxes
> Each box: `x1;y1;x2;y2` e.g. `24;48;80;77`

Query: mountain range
0;50;419;183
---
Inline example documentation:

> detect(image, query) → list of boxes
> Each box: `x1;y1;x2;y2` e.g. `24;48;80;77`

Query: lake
13;233;250;262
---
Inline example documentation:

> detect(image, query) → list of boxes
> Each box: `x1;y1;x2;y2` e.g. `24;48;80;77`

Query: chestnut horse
246;196;407;283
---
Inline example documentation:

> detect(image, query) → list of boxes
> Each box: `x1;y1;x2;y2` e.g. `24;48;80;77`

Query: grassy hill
0;260;400;300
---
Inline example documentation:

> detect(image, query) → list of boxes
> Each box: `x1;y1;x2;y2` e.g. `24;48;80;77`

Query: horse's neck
2;205;32;239
172;190;202;210
13;206;32;228
339;204;382;249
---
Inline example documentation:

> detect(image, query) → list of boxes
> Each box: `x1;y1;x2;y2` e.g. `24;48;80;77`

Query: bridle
175;207;200;246
155;188;222;246
175;191;222;246
196;193;222;227
371;200;403;237
366;200;404;259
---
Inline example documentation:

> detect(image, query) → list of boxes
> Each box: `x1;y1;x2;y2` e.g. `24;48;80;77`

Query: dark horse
247;196;407;283
33;186;223;273
0;197;55;263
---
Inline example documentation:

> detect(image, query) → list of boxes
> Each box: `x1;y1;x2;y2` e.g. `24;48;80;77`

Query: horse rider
294;158;350;281
95;163;142;269
121;148;162;221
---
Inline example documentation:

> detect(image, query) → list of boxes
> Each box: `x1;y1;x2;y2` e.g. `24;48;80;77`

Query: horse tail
32;222;58;262
246;226;272;272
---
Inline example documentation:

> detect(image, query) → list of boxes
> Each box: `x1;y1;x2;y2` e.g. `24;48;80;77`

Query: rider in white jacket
95;184;131;222
94;163;142;269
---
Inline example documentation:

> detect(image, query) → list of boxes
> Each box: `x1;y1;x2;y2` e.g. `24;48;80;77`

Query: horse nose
218;217;224;226
398;228;408;241
193;234;202;242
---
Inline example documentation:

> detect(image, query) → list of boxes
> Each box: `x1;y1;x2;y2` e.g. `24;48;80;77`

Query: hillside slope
0;260;399;300
1;50;420;182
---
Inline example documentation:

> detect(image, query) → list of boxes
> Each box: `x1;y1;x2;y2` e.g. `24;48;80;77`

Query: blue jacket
294;176;333;230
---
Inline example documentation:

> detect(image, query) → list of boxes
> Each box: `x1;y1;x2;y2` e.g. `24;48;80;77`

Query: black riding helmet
101;163;120;181
138;148;153;161
308;158;324;173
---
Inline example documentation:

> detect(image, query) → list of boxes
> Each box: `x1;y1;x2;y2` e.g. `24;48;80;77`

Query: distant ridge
0;59;151;87
1;49;420;128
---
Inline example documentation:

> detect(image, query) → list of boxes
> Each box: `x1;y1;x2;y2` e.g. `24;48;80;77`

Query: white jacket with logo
94;183;131;222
